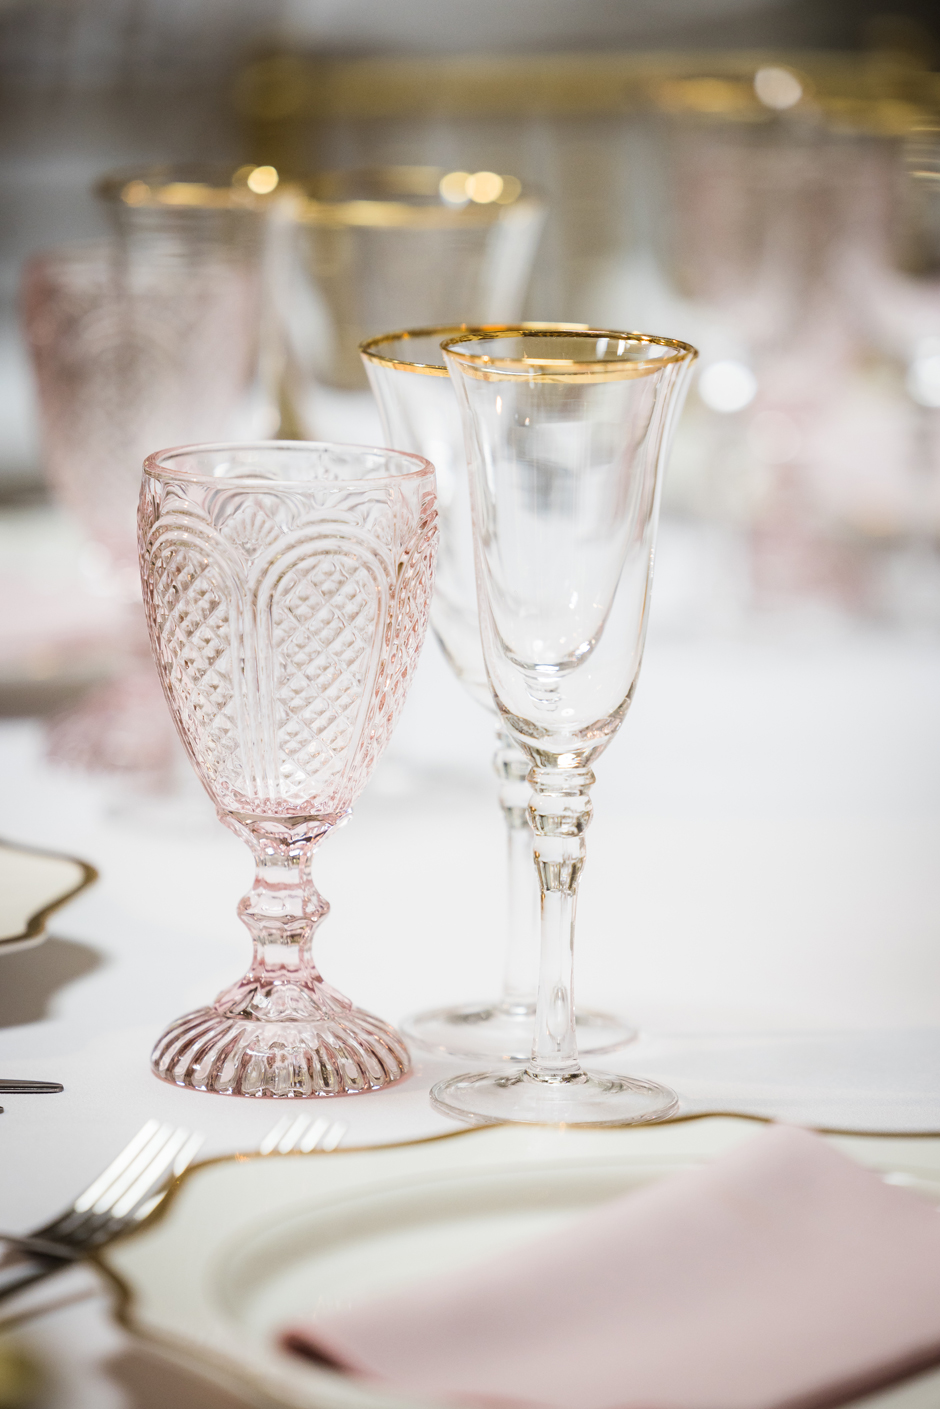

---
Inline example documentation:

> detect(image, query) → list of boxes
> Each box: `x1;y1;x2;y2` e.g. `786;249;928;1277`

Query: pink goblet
22;166;273;780
139;442;437;1097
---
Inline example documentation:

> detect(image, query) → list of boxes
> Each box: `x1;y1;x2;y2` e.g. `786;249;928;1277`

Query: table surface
3;588;940;1408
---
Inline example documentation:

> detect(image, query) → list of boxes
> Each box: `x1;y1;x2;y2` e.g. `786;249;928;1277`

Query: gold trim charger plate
99;1118;940;1409
0;837;96;955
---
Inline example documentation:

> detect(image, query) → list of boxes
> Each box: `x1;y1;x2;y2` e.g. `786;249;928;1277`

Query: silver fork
0;1119;203;1304
259;1114;347;1155
0;1112;346;1306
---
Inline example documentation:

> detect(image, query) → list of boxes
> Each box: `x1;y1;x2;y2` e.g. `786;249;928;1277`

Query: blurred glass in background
18;166;274;779
278;165;544;443
24;165;274;586
1;0;939;751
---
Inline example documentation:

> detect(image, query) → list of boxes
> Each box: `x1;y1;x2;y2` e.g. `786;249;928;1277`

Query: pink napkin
282;1125;940;1409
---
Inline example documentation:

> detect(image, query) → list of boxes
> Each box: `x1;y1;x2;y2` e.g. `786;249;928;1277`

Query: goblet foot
430;1067;678;1127
152;1004;410;1098
402;1000;636;1062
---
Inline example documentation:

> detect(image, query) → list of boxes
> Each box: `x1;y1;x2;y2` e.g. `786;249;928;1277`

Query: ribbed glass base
151;1003;410;1098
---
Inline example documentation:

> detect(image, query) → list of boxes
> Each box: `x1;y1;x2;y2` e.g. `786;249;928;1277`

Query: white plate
101;1118;940;1409
0;837;96;953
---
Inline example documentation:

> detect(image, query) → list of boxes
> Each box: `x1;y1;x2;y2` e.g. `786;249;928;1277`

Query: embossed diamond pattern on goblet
140;442;437;1098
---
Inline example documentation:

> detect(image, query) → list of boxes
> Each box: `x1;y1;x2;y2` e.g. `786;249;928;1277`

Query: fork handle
0;1252;66;1305
0;1228;83;1306
1;1233;82;1261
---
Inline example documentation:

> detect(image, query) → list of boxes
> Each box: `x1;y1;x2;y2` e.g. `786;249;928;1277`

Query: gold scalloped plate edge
95;1118;940;1409
0;837;97;954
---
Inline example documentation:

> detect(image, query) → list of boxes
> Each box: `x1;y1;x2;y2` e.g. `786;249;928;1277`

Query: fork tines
34;1120;204;1248
10;1111;342;1269
259;1114;347;1156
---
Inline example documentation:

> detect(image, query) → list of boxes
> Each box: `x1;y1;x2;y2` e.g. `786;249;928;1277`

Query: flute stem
494;731;539;1008
526;766;594;1081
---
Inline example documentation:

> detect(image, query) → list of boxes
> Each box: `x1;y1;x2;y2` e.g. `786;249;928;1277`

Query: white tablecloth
3;608;940;1405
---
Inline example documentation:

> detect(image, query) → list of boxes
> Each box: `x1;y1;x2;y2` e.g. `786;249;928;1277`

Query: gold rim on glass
359;322;591;377
441;327;699;380
294;165;537;229
96;163;279;212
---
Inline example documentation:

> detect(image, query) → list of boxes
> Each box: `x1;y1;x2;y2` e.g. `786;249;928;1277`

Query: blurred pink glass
662;118;937;616
20;165;274;778
139;441;437;1097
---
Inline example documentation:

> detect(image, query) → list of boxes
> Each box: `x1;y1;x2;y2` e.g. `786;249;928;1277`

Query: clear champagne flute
361;326;636;1061
139;441;437;1097
433;329;697;1125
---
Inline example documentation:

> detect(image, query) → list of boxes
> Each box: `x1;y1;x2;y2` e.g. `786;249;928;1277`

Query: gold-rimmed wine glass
361;325;637;1062
433;328;697;1125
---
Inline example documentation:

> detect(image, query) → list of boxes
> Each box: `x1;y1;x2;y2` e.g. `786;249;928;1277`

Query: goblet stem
527;766;594;1081
495;732;539;1006
221;815;335;1019
152;807;411;1095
